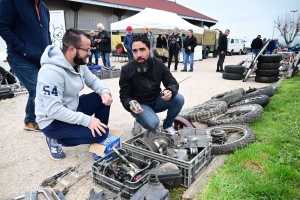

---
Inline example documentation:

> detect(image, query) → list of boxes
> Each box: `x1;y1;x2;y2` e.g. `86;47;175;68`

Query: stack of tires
222;65;246;80
255;54;282;83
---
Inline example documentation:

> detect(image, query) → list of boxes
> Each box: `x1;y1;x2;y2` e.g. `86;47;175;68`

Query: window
231;39;234;43
235;39;239;43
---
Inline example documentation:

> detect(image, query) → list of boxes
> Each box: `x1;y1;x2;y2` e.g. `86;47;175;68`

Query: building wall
43;0;138;31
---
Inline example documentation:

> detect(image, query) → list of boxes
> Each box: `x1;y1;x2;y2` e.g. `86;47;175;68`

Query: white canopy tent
111;8;204;34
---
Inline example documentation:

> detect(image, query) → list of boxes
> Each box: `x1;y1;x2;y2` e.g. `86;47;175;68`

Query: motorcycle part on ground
229;95;270;108
178;128;213;149
166;148;189;161
207;104;263;127
0;86;15;100
243;85;275;98
130;174;170;200
14;189;66;200
85;189;121;200
149;162;183;189
173;116;196;130
208;124;255;155
211;90;243;105
178;100;227;123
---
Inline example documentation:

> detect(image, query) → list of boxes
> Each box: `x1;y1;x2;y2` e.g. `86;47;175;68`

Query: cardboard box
89;129;122;158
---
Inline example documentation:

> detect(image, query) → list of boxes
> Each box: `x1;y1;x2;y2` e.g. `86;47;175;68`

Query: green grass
170;75;300;199
195;75;300;200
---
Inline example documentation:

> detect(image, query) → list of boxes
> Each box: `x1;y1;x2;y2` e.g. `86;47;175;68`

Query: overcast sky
175;0;300;46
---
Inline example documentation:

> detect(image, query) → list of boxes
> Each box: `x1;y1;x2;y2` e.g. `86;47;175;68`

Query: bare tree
275;10;300;47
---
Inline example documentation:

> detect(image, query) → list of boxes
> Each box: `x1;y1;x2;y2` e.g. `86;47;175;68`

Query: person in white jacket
35;28;113;160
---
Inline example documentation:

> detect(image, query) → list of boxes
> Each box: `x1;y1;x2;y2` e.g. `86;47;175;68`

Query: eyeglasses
76;47;91;55
63;44;91;55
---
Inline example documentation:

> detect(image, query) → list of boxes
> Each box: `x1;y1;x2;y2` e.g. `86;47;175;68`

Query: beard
73;51;87;65
133;57;150;73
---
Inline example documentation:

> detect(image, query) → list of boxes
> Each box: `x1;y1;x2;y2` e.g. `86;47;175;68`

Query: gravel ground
0;54;269;199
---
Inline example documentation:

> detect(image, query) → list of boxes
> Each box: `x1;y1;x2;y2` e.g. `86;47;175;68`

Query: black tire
244;86;275;98
213;49;218;58
207;104;264;127
229;50;233;56
222;72;243;80
211;90;243;105
255;75;279;83
229;95;270;108
178;100;227;123
224;65;246;74
257;54;282;63
208;124;255;155
257;62;280;69
238;49;242;55
256;69;279;77
211;88;245;98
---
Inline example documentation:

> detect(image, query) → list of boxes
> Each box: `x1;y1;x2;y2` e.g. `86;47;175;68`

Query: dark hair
225;29;230;32
182;34;186;37
131;34;150;49
188;29;193;33
62;28;90;53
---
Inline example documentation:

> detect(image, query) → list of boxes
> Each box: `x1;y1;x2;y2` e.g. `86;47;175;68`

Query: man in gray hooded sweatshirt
35;28;113;160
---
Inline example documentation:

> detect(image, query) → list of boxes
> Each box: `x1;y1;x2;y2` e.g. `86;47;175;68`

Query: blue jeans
7;55;39;124
266;51;272;54
150;51;154;58
101;52;111;68
182;48;190;64
184;52;194;70
131;93;184;130
42;92;110;146
252;49;260;58
127;50;133;61
88;49;99;65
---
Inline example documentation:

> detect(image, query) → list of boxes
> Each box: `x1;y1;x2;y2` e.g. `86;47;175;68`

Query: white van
0;36;10;71
227;37;245;56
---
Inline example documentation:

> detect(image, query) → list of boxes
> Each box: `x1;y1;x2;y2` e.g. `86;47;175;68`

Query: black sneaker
188;69;193;72
180;69;187;72
216;69;220;72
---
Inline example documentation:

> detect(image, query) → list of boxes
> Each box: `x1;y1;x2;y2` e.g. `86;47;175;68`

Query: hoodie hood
41;45;77;73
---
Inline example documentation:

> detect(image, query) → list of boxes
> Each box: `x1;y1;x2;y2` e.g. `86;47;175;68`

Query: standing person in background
262;38;267;54
266;38;278;54
167;27;182;72
143;26;156;58
156;34;163;48
181;34;190;65
250;35;263;57
95;23;112;70
216;29;230;73
0;0;52;131
181;30;197;72
124;26;135;62
88;30;98;66
161;36;167;48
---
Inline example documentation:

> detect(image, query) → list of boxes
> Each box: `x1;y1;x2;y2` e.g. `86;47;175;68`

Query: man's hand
24;53;26;56
188;46;191;50
88;117;107;137
221;51;224;54
130;106;144;114
101;93;113;106
162;90;172;101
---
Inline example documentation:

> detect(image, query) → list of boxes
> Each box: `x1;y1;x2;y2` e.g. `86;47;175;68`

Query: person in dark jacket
95;23;112;69
156;34;163;48
216;29;230;72
124;26;135;61
167;27;182;72
251;35;263;57
119;34;184;136
161;36;167;48
181;30;197;72
0;0;52;131
88;30;99;66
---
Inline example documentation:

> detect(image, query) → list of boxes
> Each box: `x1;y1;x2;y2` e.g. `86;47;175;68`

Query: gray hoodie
35;45;111;129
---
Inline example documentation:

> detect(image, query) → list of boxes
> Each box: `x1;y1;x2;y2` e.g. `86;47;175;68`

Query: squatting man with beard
35;29;113;160
119;34;185;136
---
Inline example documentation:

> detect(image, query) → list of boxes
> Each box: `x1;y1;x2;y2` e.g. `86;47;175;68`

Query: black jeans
217;51;226;71
167;51;179;70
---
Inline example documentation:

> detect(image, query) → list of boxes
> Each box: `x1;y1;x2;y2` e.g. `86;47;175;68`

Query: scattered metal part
51;189;67;200
189;147;198;155
62;169;92;196
166;148;189;161
209;127;228;144
179;128;212;149
14;189;54;200
112;147;140;174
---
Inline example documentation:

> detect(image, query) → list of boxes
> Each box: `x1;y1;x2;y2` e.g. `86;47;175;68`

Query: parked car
227;37;244;55
288;44;300;53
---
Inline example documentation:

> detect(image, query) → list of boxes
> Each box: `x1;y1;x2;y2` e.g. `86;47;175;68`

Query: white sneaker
163;126;176;135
